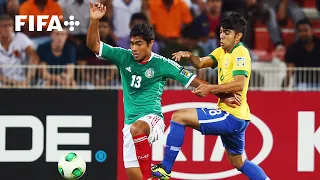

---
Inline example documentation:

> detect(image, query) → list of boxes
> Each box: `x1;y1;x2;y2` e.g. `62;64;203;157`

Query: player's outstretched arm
172;51;214;69
190;76;240;97
190;77;241;107
210;75;246;94
87;1;107;54
87;2;127;66
162;58;240;107
192;75;246;97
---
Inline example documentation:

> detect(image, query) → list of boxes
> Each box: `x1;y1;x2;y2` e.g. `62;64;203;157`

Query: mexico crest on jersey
145;68;154;78
236;57;245;67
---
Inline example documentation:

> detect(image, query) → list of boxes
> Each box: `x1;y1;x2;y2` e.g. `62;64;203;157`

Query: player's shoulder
210;46;223;54
152;53;181;67
102;42;131;53
152;52;168;60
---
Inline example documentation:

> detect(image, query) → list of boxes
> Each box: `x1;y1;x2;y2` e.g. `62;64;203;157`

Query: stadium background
0;0;320;179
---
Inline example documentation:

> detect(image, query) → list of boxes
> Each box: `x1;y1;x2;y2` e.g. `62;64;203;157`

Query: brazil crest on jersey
97;42;196;124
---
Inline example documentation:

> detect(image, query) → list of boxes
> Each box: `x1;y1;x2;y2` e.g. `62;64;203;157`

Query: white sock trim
169;146;180;151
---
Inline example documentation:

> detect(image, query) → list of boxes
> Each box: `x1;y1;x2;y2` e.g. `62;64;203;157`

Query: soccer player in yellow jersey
152;12;270;180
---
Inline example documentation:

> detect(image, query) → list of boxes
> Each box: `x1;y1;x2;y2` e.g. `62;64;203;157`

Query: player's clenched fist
89;1;107;20
192;83;211;97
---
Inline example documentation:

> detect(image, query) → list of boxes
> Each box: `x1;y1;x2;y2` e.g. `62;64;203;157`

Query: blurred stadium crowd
0;0;320;89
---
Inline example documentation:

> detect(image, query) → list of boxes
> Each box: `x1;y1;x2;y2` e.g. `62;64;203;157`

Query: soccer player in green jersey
87;2;241;180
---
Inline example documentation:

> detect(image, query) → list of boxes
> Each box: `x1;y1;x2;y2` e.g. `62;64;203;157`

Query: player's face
0;19;13;40
297;24;313;43
130;36;153;62
220;27;237;51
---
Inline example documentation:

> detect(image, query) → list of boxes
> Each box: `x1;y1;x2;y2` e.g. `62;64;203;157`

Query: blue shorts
196;108;250;155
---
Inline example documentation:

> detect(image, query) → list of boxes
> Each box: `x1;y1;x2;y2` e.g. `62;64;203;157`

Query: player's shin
162;121;186;173
239;159;269;180
133;134;152;179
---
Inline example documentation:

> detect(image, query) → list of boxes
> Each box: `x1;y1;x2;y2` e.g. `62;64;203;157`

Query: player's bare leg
225;149;246;169
125;167;143;180
152;109;199;179
129;120;152;180
171;109;200;129
225;149;270;179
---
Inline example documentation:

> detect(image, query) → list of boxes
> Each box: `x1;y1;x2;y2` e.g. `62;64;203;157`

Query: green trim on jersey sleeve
209;55;218;69
233;70;248;77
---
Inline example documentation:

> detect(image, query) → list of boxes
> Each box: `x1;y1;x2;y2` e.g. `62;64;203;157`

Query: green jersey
97;42;196;124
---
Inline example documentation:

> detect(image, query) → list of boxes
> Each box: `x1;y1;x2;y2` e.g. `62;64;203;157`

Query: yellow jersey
209;42;251;120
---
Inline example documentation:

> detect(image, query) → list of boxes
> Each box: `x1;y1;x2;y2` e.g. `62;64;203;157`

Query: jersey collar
230;42;243;53
138;52;154;65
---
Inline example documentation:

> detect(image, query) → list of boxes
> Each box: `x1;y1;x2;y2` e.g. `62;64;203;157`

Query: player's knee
171;110;187;125
130;121;150;136
228;157;245;169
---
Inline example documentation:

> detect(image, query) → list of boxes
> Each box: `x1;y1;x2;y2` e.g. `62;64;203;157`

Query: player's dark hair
130;22;155;44
130;13;148;25
296;19;312;29
221;12;247;40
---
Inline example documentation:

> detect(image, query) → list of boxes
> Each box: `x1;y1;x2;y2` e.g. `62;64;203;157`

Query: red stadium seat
304;0;316;8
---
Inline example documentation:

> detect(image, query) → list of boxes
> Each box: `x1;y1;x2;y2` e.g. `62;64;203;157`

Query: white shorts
122;114;165;168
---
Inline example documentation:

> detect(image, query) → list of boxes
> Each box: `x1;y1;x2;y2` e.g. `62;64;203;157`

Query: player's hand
89;1;107;20
222;94;241;108
192;84;211;97
172;51;192;61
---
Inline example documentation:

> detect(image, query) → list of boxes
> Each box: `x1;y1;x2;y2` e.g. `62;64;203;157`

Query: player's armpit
93;41;128;66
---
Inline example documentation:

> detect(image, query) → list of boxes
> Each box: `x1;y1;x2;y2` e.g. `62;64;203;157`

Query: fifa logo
15;15;80;32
